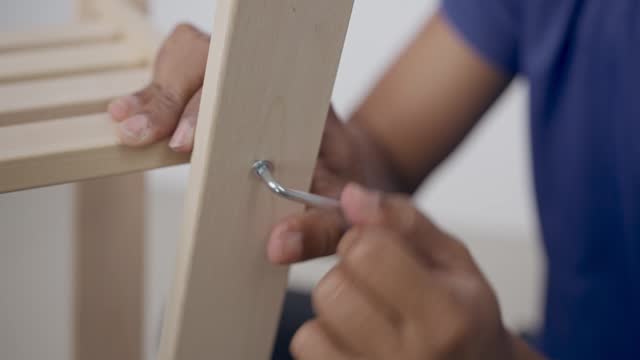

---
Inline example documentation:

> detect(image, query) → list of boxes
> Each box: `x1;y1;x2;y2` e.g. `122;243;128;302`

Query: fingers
290;320;352;360
169;88;202;152
108;23;209;146
311;266;400;357
340;183;473;270
337;226;433;318
267;209;347;264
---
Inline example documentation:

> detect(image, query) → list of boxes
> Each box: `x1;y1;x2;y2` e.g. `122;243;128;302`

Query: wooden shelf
0;68;150;126
0;113;189;194
0;22;120;52
0;0;185;194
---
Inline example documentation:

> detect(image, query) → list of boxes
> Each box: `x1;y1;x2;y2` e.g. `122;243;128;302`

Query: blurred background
0;0;544;359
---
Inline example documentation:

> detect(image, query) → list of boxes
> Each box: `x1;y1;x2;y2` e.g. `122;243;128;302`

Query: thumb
340;182;384;225
340;183;472;270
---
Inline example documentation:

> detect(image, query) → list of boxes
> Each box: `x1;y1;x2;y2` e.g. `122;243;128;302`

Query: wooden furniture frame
0;0;353;359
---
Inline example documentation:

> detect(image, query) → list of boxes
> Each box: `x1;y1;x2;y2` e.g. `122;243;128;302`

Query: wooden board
158;1;353;359
73;173;145;360
0;42;147;83
71;2;150;360
0;22;119;53
0;113;188;194
0;68;150;126
70;0;150;360
79;0;149;18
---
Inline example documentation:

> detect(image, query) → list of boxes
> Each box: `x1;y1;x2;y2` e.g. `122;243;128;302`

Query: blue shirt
442;1;640;359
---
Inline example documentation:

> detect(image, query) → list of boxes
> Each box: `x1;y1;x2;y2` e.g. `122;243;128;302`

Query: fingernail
108;96;139;121
343;183;381;222
269;224;303;263
119;114;151;142
169;120;195;151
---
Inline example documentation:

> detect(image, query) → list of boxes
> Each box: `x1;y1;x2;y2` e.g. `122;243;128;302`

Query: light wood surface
0;41;147;83
158;0;353;359
0;68;150;126
71;2;149;360
0;22;119;53
0;113;188;194
73;173;146;360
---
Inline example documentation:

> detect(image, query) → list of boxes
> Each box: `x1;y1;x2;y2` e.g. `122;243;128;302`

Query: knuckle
312;267;347;314
335;225;361;256
344;230;386;268
148;82;183;111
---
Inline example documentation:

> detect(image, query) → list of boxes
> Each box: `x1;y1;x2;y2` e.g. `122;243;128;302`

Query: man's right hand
108;23;402;265
266;106;402;264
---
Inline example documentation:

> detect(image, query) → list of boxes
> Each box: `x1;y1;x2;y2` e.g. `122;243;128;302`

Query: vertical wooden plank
73;2;149;360
74;174;145;360
158;1;353;359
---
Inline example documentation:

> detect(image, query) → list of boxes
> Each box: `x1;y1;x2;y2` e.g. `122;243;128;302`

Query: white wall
0;1;544;359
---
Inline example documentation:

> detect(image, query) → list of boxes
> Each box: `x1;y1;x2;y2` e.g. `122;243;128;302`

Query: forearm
349;12;511;193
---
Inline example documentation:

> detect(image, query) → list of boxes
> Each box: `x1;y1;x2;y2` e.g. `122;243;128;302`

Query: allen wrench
252;160;340;209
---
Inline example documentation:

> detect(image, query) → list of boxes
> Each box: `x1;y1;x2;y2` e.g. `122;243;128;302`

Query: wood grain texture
73;173;145;360
0;68;149;126
0;113;188;194
71;3;149;359
158;1;353;359
0;41;148;83
0;22;119;53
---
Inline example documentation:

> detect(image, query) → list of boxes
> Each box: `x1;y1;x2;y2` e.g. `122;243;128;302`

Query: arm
351;12;512;192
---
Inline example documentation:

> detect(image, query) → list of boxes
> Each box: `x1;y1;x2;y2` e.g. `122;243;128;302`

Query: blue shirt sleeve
441;0;521;74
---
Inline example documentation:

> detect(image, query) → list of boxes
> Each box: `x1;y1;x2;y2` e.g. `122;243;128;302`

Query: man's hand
108;24;209;151
109;24;405;266
290;183;525;360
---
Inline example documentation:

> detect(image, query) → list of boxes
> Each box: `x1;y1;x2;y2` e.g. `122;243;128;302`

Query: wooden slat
0;22;120;53
0;42;147;83
74;173;145;360
0;68;150;126
0;113;189;194
158;0;353;359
